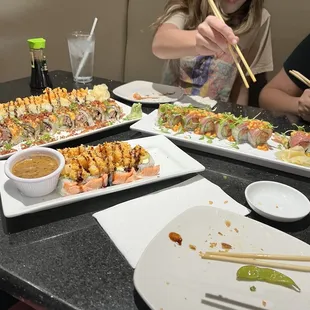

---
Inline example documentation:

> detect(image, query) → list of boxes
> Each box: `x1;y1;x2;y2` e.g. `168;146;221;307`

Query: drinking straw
74;17;98;80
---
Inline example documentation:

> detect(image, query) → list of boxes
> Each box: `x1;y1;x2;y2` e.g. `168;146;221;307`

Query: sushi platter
131;104;310;178
0;135;205;218
0;84;144;160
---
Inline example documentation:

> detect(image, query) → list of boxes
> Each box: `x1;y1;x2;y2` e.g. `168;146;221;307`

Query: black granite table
0;71;310;310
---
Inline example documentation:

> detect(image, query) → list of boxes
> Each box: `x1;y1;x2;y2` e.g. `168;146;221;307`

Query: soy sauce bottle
28;38;53;93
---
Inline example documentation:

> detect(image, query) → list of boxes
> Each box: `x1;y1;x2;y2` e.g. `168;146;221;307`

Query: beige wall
0;0;309;84
265;0;310;78
0;0;128;83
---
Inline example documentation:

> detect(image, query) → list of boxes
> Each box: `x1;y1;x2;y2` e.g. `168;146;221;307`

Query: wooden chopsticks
207;0;256;89
289;70;310;88
201;251;310;272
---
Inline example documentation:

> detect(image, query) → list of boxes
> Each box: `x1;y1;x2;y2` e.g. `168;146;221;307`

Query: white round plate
245;181;310;222
113;80;184;104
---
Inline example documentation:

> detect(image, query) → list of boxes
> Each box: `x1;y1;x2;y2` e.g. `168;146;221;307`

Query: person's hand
298;89;310;121
196;15;239;57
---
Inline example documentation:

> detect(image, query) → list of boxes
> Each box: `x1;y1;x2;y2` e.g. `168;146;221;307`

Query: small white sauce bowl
245;181;310;222
4;147;65;198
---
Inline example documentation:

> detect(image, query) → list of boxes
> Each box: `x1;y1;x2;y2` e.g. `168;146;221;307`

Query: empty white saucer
245;181;310;222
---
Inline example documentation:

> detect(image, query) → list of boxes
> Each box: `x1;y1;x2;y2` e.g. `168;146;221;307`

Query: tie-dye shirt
162;8;273;102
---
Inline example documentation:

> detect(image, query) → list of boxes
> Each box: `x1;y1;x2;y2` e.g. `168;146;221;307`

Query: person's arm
152;24;198;59
259;68;302;115
152;16;238;60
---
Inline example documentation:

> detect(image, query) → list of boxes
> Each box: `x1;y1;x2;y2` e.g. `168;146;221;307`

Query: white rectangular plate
113;80;184;104
134;206;310;310
94;175;250;268
131;110;310;178
0;135;205;218
0;100;145;160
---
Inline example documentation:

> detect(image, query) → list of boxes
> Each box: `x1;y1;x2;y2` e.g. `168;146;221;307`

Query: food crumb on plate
218;232;223;236
234;228;239;233
189;244;197;251
250;286;256;292
210;242;217;248
221;243;232;250
225;220;231;227
224;200;228;204
166;282;170;285
276;205;279;208
262;300;267;307
209;200;214;205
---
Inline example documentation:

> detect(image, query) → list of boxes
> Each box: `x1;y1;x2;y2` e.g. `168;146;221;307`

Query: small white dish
113;80;184;104
245;181;310;222
4;147;65;198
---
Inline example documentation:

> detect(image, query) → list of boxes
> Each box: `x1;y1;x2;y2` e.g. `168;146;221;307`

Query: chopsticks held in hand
289;70;310;88
207;0;256;89
201;251;310;272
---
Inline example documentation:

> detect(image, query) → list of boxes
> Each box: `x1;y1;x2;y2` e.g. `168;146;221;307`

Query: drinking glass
67;31;95;83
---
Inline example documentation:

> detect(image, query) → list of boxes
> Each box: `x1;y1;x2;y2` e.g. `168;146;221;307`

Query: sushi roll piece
231;119;249;144
24;96;40;114
247;120;273;147
75;108;95;128
36;94;53;113
87;100;106;122
56;108;76;130
104;100;124;121
19;114;42;139
40;113;58;134
214;114;235;140
289;130;310;152
0;124;12;147
45;88;61;111
183;111;201;132
5;118;24;145
8;100;17;118
198;113;216;134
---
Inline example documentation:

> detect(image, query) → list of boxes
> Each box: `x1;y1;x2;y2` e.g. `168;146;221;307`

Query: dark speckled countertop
0;71;310;310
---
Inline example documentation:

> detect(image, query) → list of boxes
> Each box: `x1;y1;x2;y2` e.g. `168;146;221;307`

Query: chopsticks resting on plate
201;251;310;272
289;70;310;88
207;0;256;89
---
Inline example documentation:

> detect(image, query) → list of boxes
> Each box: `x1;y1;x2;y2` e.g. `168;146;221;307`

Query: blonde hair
153;0;264;35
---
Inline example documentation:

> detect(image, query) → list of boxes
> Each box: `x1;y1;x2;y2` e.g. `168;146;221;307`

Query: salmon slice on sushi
289;130;310;152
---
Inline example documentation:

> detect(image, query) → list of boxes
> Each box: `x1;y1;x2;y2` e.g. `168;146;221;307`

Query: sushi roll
24;96;39;114
231;118;249;144
19;114;41;139
5;119;24;145
57;108;76;130
105;100;123;121
247;120;273;147
215;114;235;140
40;113;58;134
75;108;94;128
183;111;201;132
37;94;53;113
45;88;60;111
0;124;12;147
88;100;106;122
198;113;216;134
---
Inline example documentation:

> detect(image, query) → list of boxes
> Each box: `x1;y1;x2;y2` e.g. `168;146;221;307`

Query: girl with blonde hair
152;0;273;105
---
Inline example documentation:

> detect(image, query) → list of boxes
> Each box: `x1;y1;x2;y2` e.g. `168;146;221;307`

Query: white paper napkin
93;175;250;268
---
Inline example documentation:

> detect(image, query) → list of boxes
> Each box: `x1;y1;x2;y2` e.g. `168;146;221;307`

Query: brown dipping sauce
12;155;58;179
169;232;183;246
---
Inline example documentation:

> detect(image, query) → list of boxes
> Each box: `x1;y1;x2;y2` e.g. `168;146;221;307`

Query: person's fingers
197;22;229;53
196;32;223;56
205;15;239;45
